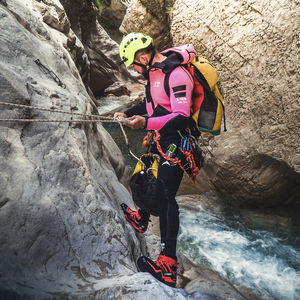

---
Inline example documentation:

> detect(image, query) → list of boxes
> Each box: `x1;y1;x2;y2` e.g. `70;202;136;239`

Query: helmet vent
141;37;147;43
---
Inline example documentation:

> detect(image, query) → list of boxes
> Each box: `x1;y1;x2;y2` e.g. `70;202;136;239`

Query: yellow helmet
119;32;153;67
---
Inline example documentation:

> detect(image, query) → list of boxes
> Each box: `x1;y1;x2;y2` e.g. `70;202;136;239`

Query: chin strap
148;49;155;69
132;49;156;70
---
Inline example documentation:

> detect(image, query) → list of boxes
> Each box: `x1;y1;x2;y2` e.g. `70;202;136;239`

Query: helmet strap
147;49;156;69
132;49;156;70
132;61;147;69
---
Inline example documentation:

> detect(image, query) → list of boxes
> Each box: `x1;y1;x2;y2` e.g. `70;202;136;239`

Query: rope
0;118;116;123
0;100;143;164
118;119;146;167
0;101;112;120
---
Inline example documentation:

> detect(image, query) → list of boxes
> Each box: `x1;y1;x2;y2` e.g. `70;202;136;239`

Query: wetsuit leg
157;157;184;259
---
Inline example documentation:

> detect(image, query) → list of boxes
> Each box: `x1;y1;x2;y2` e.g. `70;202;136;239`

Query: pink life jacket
145;44;196;132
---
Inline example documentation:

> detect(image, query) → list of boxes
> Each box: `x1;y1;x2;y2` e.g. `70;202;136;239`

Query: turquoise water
178;203;300;300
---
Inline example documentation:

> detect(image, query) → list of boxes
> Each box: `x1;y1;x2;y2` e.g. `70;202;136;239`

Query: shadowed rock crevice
59;0;140;96
210;153;300;207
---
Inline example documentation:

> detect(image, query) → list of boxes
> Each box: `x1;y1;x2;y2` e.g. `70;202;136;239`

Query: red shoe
121;203;148;233
137;255;178;287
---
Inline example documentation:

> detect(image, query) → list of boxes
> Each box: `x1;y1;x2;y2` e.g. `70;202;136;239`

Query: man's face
132;62;143;74
132;54;148;79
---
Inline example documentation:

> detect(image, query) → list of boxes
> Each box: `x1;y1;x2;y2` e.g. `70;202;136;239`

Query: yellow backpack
163;55;226;136
187;56;226;136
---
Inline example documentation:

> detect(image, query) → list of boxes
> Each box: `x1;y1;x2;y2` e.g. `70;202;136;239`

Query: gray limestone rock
0;1;139;296
59;0;141;96
98;0;127;42
177;253;247;300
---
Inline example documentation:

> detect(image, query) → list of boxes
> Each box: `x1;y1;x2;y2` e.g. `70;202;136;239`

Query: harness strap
154;130;199;185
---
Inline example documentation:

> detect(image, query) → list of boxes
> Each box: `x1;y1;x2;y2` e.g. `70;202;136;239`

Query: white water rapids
178;202;300;300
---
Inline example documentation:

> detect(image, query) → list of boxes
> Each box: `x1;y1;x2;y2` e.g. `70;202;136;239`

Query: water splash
178;204;300;300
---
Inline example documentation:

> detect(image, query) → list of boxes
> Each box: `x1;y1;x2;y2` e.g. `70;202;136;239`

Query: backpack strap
145;81;155;111
191;63;211;94
164;71;172;98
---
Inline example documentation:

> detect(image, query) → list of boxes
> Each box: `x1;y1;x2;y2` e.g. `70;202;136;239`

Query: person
114;32;196;287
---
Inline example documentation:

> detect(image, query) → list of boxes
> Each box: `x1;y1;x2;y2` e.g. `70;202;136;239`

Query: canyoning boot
120;203;149;233
137;255;178;287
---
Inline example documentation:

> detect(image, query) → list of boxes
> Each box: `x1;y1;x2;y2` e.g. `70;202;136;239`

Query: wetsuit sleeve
146;67;194;133
124;97;147;117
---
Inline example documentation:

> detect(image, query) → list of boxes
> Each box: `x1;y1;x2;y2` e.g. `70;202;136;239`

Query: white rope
0;101;142;163
0;101;111;120
117;117;146;167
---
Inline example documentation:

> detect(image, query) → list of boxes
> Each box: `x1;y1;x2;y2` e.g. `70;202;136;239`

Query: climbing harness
154;130;202;184
34;59;66;89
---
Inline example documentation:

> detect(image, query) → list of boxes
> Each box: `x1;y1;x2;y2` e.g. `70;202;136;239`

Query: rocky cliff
98;0;127;42
0;0;166;297
0;0;246;298
120;0;173;50
47;0;140;97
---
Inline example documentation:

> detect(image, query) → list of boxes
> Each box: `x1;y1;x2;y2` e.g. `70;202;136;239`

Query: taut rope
0;100;143;162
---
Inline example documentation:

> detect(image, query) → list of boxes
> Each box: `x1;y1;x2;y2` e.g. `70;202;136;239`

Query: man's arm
114;98;147;129
124;97;147;117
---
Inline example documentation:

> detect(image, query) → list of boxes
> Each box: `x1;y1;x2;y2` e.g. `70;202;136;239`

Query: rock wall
57;0;140;96
99;0;127;42
171;0;300;206
120;0;173;50
0;0;158;297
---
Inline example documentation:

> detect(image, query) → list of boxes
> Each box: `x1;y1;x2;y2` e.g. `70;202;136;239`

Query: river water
99;100;300;300
178;201;300;300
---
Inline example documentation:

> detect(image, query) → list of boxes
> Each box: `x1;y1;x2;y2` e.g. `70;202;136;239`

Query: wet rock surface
177;254;247;300
104;81;130;97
